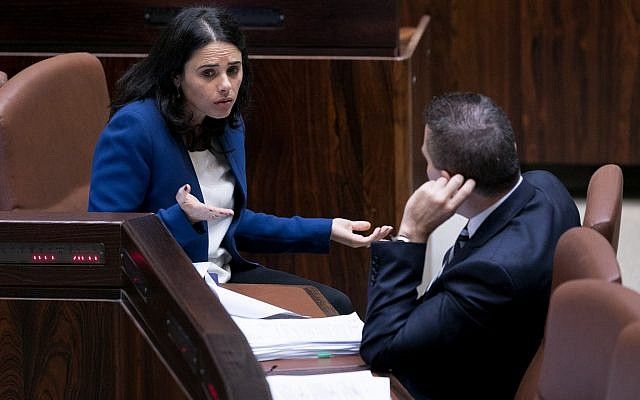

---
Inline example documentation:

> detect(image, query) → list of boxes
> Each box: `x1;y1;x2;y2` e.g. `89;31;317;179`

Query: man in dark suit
360;92;580;400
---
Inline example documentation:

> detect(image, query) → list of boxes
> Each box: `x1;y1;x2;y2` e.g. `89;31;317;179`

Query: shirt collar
465;175;523;238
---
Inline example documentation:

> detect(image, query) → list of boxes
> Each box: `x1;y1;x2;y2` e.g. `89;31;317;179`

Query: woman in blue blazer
88;7;391;314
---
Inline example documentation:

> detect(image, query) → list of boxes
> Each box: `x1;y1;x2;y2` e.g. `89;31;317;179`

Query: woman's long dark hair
110;7;251;151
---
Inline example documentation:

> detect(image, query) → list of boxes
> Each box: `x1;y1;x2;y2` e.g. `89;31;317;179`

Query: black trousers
229;264;354;315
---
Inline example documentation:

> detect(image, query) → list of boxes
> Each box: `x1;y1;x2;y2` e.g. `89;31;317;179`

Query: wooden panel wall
244;20;430;314
243;58;402;315
0;0;397;56
401;0;640;166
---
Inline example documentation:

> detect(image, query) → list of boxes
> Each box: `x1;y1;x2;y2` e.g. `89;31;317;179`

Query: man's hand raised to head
397;172;476;243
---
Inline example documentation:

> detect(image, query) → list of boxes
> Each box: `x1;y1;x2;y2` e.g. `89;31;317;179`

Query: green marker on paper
316;352;333;358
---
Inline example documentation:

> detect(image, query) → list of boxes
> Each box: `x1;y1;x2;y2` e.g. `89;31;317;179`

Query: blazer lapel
220;124;247;205
169;126;206;203
448;178;536;265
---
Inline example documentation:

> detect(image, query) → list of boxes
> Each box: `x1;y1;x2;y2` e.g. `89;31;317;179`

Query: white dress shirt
189;149;236;284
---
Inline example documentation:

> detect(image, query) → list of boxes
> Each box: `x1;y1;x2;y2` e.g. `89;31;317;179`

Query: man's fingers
444;174;465;191
442;174;471;199
433;176;449;188
377;226;394;240
450;178;476;206
443;174;464;197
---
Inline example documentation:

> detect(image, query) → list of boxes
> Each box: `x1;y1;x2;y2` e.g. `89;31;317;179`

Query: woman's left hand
330;218;393;248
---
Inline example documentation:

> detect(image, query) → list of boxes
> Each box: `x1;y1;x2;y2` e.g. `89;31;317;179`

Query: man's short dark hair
425;92;520;196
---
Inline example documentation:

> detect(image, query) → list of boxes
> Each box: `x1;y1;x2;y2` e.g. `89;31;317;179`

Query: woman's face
176;41;243;125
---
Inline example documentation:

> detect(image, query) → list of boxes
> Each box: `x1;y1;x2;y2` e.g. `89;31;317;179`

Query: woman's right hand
175;184;234;224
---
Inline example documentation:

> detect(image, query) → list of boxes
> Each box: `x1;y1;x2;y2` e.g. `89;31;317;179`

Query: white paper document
267;370;390;400
193;262;303;319
213;284;304;319
232;312;364;361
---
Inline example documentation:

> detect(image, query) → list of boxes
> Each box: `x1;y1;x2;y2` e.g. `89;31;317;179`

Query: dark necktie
442;225;470;270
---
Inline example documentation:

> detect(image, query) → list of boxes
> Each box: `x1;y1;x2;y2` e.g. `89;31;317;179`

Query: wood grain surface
401;0;640;165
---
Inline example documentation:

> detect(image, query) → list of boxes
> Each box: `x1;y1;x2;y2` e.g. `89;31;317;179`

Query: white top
189;149;235;284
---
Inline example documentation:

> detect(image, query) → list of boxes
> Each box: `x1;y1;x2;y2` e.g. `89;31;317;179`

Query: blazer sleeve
360;241;515;370
88;107;202;249
233;208;332;254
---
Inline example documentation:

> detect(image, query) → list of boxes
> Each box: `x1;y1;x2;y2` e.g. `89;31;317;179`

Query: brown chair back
538;280;640;400
583;164;623;252
552;226;622;291
515;227;622;400
0;53;109;211
606;321;640;400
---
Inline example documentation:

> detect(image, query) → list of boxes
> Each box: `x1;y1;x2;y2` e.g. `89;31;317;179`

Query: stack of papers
267;370;390;400
232;312;364;361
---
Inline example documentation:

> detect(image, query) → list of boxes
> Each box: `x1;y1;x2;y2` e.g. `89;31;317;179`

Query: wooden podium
0;212;270;399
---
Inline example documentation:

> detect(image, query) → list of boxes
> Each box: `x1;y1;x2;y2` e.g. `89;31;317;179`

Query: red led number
72;254;100;263
32;254;57;263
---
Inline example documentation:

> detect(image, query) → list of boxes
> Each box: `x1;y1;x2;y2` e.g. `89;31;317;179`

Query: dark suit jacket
360;171;580;400
88;99;332;267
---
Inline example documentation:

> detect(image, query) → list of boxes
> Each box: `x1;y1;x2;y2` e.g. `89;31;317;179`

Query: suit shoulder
112;99;162;123
109;99;166;132
99;99;169;150
522;170;563;186
523;170;573;200
522;170;581;226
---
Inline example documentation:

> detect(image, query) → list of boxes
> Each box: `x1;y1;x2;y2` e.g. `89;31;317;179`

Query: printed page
267;370;390;400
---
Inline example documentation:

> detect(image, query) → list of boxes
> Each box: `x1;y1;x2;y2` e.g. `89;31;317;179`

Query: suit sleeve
233;209;332;253
88;108;202;249
360;241;515;370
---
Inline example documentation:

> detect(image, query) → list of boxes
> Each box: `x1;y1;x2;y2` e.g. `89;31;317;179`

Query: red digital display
32;252;102;263
0;243;105;265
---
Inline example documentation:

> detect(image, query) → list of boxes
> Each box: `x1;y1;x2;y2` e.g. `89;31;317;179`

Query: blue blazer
360;171;580;400
88;99;332;267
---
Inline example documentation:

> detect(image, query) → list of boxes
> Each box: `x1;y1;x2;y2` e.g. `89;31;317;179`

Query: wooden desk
224;283;335;318
224;283;414;400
